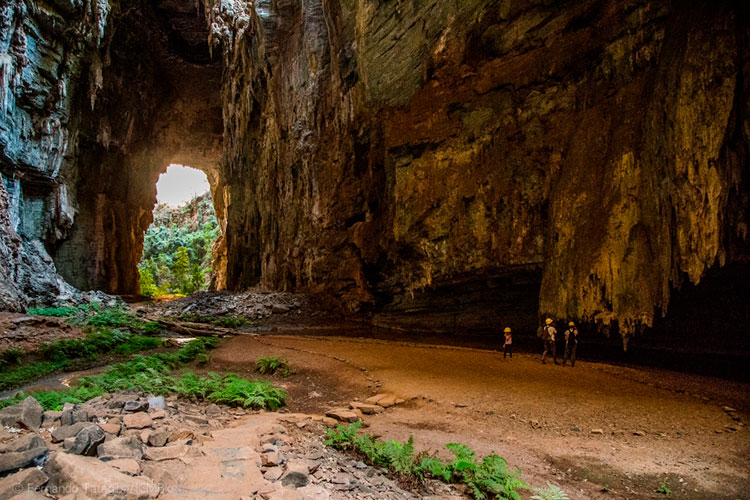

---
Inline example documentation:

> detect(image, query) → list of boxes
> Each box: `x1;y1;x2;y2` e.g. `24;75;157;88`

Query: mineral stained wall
1;0;748;345
209;0;749;343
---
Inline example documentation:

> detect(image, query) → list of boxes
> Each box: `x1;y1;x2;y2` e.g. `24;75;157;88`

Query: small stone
261;451;281;467
183;414;209;426
123;400;148;412
263;467;283;481
722;406;737;413
376;395;397;408
100;422;121;435
282;471;309;488
108;458;141;475
205;404;222;417
591;429;604;435
633;431;646;437
530;419;540;428
149;409;167;420
321;417;337;427
148;430;169;447
325;409;359;423
147;396;166;410
350;403;385;415
330;472;354;485
97;436;144;461
143;444;189;461
123;413;152;429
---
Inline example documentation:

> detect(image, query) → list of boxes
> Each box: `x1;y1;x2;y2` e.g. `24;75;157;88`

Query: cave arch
50;0;226;296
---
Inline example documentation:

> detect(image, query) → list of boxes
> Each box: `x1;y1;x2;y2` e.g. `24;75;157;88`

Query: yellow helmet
545;318;553;325
568;321;575;326
504;327;511;333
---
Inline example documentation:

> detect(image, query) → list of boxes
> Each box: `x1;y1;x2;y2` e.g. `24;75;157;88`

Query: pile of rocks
153;291;308;322
0;392;455;499
322;393;405;426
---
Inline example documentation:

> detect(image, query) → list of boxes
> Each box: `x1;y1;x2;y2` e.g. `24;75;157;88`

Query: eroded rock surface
0;0;748;347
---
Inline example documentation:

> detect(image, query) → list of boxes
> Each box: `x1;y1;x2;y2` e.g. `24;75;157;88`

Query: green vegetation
28;303;163;335
138;192;219;296
0;328;163;391
531;483;570;500
0;338;287;412
41;328;163;362
0;348;24;367
256;356;293;377
178;313;248;329
324;422;528;499
26;306;82;317
0;361;70;391
657;481;671;495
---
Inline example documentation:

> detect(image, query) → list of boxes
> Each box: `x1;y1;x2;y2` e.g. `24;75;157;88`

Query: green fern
256;356;293;376
531;482;569;500
324;421;363;448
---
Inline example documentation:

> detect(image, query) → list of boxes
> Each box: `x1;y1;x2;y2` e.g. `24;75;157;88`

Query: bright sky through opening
156;164;210;206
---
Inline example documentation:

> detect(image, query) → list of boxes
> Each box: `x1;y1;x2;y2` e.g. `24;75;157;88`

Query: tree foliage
138;192;219;296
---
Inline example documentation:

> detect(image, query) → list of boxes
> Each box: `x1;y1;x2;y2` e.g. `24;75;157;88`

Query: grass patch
256;356;293;377
0;361;70;391
324;422;530;500
1;338;287;412
41;328;163;362
27;304;164;335
26;306;82;317
0;328;163;392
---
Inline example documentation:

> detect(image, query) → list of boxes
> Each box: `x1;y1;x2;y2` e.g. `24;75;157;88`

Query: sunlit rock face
0;0;748;346
209;0;749;343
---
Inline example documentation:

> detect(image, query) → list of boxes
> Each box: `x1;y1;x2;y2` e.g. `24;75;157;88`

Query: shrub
208;376;288;410
256;356;293;377
324;422;528;500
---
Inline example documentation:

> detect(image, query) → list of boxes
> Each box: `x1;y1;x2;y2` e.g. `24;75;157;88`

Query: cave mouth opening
137;165;220;298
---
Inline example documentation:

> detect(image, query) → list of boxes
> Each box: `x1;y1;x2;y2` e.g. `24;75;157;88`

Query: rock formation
0;0;748;345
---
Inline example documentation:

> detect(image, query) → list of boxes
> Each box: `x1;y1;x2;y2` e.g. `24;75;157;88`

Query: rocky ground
0;390;461;500
0;314;85;354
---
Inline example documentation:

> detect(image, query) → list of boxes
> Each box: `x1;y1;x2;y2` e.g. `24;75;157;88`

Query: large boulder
97;436;144;461
50;422;91;443
0;398;43;430
68;424;105;456
0;434;48;474
0;468;48;500
44;453;158;500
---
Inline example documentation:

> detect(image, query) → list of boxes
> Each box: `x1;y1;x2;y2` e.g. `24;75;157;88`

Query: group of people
499;318;579;367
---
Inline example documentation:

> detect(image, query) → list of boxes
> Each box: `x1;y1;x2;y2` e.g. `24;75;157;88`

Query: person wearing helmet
502;327;513;359
563;321;579;367
541;317;558;364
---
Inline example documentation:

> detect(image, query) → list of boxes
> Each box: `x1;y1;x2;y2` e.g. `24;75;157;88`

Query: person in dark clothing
541;318;558;364
563;321;578;367
502;327;513;359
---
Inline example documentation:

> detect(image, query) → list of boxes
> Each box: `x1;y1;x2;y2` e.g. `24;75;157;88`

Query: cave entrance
137;165;219;298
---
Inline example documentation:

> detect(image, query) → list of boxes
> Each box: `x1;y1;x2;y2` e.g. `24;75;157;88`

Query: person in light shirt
541;317;558;365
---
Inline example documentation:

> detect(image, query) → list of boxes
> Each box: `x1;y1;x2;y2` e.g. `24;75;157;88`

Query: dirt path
208;334;750;500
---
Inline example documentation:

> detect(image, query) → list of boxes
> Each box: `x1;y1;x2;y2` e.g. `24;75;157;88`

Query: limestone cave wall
208;0;749;344
0;0;748;348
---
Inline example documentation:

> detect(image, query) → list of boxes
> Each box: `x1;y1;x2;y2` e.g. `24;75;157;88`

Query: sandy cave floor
204;333;750;500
